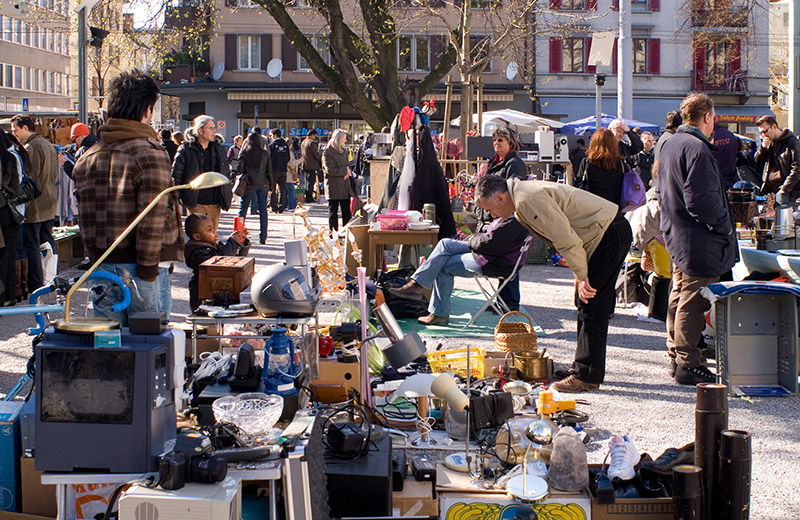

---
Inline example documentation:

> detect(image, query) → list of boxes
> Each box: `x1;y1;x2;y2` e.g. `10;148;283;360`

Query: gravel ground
1;198;798;518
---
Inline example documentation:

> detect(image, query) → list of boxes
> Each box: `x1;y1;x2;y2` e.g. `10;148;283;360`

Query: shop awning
228;91;514;102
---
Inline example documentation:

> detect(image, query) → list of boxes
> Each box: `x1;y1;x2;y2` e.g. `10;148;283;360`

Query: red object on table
319;335;334;357
234;217;245;233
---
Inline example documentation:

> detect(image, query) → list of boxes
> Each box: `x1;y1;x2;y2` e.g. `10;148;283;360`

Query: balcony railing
692;70;748;93
691;7;749;28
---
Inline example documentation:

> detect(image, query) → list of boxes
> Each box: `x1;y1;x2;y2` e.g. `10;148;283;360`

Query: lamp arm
62;184;187;322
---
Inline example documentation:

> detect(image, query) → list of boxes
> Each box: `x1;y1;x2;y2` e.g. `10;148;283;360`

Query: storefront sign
716;114;759;123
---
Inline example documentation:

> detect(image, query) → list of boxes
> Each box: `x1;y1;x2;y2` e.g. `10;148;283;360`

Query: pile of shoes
590;434;695;504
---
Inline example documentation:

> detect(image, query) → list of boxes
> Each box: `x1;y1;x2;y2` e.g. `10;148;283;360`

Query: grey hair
609;119;625;131
329;128;348;151
475;174;509;200
190;115;215;136
492;126;520;154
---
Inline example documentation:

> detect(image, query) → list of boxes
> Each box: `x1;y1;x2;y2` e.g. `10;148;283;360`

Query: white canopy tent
450;109;565;134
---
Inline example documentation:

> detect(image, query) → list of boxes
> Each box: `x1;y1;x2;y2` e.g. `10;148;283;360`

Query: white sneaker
605;434;638;481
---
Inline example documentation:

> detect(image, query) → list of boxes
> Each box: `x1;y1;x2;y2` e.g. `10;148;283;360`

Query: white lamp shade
392;373;438;399
430;374;469;411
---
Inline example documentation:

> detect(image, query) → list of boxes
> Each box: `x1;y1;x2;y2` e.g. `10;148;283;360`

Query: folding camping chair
463;234;533;329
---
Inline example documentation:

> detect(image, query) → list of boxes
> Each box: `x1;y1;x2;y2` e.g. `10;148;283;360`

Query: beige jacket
24;132;58;223
508;178;617;280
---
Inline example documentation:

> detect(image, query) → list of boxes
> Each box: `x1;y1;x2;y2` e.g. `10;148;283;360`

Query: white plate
777;249;800;257
407;223;432;230
506;474;548;501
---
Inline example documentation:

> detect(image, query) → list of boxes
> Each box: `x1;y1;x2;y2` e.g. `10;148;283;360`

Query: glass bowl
212;392;283;435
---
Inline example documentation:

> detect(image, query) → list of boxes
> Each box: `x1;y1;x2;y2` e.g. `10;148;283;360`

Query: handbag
15;175;41;205
232;174;247;197
620;168;646;212
6;204;24;225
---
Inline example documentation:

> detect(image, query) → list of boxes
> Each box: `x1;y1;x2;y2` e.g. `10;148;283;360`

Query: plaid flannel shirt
73;118;183;279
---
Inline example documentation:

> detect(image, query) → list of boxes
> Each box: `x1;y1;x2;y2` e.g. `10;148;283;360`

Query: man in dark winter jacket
268;128;290;212
754;115;800;206
657;93;736;387
713;123;739;190
301;129;323;202
609;119;643;169
634;131;655;187
172;115;232;231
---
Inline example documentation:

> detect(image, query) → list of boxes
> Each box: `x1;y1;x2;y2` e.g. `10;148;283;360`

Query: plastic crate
427;346;486;379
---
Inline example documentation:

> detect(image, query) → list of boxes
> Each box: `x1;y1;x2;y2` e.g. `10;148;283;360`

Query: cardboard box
316;358;361;391
483;351;516;380
18;458;56;518
0;513;54;520
439;490;591;520
172;322;221;361
393;480;438;517
0;402;23;512
198;256;255;300
589;464;673;520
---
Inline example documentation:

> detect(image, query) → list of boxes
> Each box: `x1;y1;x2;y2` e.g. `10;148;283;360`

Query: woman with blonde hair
574;128;625;210
322;128;352;232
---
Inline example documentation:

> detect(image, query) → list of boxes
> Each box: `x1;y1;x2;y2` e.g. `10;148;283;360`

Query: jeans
305;169;323;201
328;199;351;231
666;267;718;369
285;182;297;210
573;215;632;384
270;173;287;212
22;218;54;291
411;238;481;317
239;188;268;242
91;262;172;327
360;175;370;198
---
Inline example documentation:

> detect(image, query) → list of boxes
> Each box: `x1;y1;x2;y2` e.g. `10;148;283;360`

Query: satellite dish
267;59;283;79
505;62;518;81
212;62;225;81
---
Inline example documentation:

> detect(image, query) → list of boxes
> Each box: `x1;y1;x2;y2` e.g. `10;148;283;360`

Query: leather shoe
394;280;426;296
639;443;694;477
554;367;575;380
418;313;448;326
551;375;599;393
589;469;615;505
674;365;716;386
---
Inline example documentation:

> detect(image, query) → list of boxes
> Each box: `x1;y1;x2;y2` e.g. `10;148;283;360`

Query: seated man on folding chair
393;215;531;326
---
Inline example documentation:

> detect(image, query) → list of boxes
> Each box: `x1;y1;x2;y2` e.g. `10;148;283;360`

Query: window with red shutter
648;0;660;11
550;38;562;73
611;0;619;10
550;0;561;9
587;0;597;9
585;37;595;74
692;39;706;90
648;38;660;74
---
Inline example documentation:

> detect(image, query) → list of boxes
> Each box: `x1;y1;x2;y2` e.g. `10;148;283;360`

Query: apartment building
0;0;72;116
162;0;771;138
538;0;771;135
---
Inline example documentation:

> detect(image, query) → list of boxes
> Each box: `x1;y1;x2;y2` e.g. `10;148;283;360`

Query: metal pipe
695;383;728;520
718;430;751;520
373;303;404;343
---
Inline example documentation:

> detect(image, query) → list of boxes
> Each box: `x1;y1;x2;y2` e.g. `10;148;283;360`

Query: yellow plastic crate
427;346;486;379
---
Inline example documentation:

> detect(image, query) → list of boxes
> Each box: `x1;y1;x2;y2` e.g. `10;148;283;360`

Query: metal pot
773;206;795;238
514;351;552;381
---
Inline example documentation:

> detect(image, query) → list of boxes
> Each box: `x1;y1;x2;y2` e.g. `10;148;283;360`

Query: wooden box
198;256;255;300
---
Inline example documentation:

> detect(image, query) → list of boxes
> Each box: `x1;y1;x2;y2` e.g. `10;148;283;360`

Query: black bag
15;176;41;205
375;266;429;318
7;204;24;225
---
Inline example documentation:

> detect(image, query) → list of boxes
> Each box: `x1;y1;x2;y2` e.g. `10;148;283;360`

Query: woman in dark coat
0;130;25;306
322;128;352;232
474;126;528;311
237;132;271;244
574;128;625;210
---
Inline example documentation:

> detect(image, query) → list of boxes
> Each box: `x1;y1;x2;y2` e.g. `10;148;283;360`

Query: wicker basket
495;311;538;353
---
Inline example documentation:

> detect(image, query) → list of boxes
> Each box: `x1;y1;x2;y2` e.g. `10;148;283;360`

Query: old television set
35;328;177;473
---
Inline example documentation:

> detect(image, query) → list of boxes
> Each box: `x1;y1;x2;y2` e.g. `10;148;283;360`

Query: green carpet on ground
395;289;547;338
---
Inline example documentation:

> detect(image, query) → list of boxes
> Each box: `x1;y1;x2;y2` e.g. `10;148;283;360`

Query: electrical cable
102;475;157;520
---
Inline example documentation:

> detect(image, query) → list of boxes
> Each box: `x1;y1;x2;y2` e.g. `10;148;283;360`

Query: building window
13;19;20;44
299;34;330;70
23;67;30;90
397;35;430;72
41;28;47;49
561;38;584;73
563;0;585;8
47;30;54;51
469;34;492;71
238;35;260;70
14;66;22;89
3;17;11;42
33;68;39;91
48;71;54;93
23;23;29;46
188;101;206;115
4;65;12;88
633;38;647;74
236;0;259;7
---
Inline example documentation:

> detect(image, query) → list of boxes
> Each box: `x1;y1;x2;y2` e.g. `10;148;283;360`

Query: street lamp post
75;0;100;124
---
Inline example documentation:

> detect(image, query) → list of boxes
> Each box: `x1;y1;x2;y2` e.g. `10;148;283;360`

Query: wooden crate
198;256;255;300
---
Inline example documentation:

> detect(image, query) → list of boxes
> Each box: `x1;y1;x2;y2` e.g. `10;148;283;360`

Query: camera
158;432;227;490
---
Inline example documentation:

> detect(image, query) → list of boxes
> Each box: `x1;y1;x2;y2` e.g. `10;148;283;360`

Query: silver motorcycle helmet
251;264;320;317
